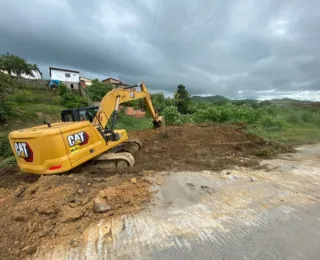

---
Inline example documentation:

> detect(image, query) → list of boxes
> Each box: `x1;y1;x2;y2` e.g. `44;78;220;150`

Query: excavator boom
92;83;162;129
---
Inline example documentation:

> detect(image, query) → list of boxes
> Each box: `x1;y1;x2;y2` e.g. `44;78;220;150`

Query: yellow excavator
8;83;163;174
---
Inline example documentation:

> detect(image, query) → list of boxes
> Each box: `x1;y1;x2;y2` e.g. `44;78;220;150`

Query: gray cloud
1;0;320;99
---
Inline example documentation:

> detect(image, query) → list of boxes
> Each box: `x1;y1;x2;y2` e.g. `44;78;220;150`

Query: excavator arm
92;83;163;129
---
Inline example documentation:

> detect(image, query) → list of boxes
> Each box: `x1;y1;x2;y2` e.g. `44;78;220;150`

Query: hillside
0;73;65;132
0;73;88;159
191;95;230;104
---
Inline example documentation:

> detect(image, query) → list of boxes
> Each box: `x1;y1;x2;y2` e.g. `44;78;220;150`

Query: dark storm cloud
1;0;320;99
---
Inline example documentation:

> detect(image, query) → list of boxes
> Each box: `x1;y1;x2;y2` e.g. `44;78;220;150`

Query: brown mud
0;124;292;260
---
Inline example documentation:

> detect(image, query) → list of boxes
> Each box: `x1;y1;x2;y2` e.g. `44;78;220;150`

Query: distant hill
191;95;230;104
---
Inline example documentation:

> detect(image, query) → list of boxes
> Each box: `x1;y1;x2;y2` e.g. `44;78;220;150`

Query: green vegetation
191;95;230;105
0;132;12;158
86;79;113;101
175;84;191;114
58;83;87;108
0;52;39;77
162;104;320;145
0;156;16;168
113;112;153;131
0;72;87;159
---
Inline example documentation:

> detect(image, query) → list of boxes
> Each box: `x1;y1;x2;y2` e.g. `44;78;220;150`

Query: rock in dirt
12;212;28;222
21;245;37;255
130;178;137;184
58;207;85;223
155;176;163;185
201;185;216;194
142;176;154;184
15;186;26;197
77;189;84;194
37;204;58;215
70;238;80;248
142;170;155;175
93;197;111;213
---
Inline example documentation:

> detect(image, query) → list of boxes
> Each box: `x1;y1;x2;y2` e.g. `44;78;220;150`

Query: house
79;76;92;88
49;67;80;90
102;77;129;88
1;69;42;80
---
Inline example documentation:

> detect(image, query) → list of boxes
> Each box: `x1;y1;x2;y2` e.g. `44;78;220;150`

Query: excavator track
77;152;135;172
109;138;142;154
123;138;142;154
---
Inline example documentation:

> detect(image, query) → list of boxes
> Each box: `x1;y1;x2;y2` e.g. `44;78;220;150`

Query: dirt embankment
0;124;292;260
129;124;291;172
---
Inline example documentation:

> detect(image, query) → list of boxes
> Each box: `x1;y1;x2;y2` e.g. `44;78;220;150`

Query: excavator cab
61;106;99;123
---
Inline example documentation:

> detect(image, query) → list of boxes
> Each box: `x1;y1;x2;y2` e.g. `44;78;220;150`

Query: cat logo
67;131;89;147
14;142;33;162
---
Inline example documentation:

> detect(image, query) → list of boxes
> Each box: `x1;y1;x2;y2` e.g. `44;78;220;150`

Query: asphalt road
151;204;320;260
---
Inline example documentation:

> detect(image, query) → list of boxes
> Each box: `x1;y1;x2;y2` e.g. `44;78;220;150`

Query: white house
49;67;80;90
1;69;42;79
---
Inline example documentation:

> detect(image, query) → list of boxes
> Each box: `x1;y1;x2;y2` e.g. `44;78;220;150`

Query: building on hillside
49;67;80;90
1;69;42;79
102;77;129;88
79;76;92;88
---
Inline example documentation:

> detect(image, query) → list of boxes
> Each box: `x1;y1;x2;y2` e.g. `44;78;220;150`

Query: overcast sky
1;0;320;100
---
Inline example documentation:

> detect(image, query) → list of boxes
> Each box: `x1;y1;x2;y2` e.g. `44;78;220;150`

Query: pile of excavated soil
0;124;292;259
0;168;152;260
128;124;290;172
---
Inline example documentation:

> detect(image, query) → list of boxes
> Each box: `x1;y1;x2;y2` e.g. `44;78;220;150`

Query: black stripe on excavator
124;84;139;90
97;126;120;143
97;127;108;142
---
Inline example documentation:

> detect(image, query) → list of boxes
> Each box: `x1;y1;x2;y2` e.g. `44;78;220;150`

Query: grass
249;123;320;146
109;113;153;131
0;156;16;168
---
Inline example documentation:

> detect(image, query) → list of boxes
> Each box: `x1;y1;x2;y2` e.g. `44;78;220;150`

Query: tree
86;79;113;101
0;53;39;77
151;92;166;112
0;73;12;122
175;84;190;114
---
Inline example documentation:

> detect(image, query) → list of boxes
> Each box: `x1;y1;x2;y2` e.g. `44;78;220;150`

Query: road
33;144;320;260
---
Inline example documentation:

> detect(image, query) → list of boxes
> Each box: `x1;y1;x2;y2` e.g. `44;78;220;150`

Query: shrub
0;73;12;122
86;79;113;101
59;83;68;96
162;106;183;125
61;92;87;109
0;101;10;123
258;115;284;130
0;134;13;158
181;114;195;124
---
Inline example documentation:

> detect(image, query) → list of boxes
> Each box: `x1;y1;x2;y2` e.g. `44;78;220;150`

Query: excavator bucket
152;116;164;128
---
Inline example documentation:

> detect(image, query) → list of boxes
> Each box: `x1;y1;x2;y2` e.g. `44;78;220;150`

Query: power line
150;0;161;39
190;0;206;18
188;0;229;43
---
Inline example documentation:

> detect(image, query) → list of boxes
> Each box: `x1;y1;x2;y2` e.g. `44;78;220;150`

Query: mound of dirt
0;124;292;259
0;168;152;260
127;124;287;172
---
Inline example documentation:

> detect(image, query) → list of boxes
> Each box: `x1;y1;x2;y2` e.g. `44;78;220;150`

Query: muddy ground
0;124;292;260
